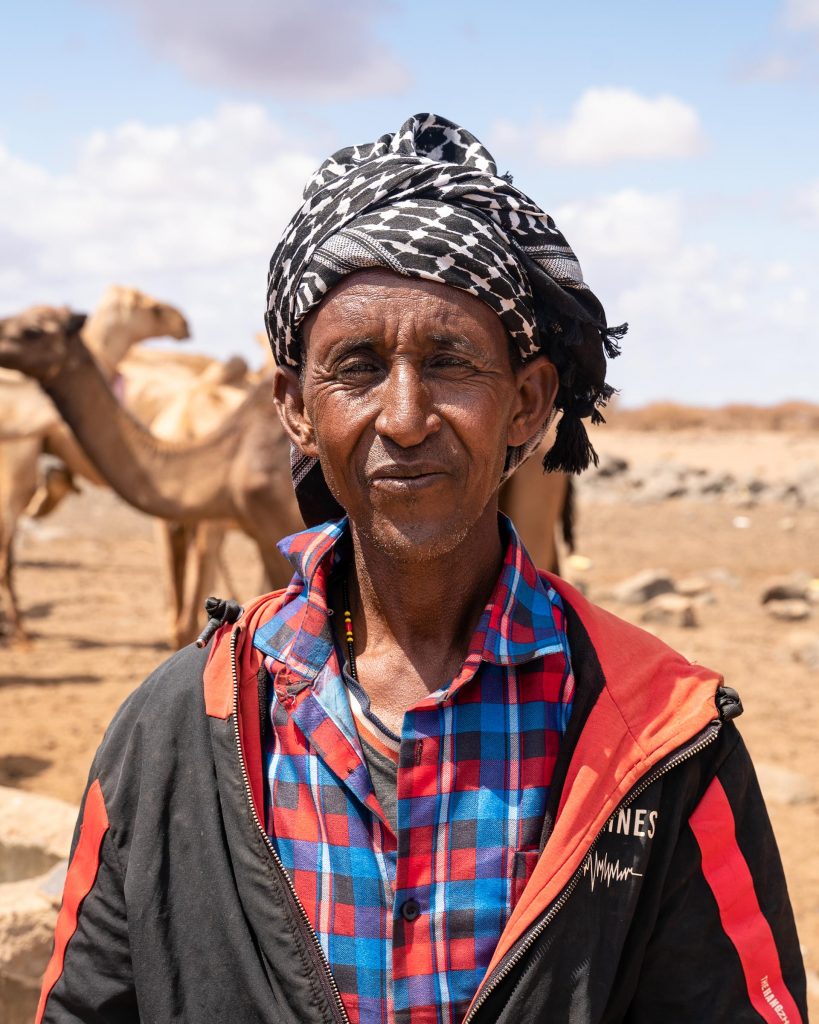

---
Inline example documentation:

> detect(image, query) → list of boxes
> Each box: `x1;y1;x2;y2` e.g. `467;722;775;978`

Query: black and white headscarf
266;113;625;525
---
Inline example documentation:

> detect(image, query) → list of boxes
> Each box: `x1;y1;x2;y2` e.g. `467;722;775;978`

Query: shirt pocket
510;847;541;906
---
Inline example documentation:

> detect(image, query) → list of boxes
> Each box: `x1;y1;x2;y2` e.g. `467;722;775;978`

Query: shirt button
400;898;421;922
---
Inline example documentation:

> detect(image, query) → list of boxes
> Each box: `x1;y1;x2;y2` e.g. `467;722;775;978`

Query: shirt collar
252;514;566;680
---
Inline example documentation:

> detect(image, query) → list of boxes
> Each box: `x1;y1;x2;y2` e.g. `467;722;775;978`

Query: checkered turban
266;113;625;525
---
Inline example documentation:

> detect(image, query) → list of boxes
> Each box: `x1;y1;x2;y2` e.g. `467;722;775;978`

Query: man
38;114;806;1023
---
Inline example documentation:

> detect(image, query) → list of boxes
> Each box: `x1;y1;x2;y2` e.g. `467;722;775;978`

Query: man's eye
429;355;471;370
337;358;380;377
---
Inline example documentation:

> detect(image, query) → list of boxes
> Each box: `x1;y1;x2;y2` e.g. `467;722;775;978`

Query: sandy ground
2;426;818;1013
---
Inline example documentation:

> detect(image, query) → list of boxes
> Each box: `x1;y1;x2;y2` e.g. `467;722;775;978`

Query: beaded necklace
341;577;359;681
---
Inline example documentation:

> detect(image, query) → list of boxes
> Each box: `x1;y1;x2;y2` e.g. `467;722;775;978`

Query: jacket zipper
230;628;351;1024
462;717;723;1024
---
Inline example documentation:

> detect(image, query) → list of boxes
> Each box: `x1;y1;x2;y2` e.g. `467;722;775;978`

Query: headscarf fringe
603;322;628;359
542;412;600;475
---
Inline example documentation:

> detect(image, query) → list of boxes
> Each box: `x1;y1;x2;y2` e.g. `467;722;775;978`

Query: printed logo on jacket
582;805;658;894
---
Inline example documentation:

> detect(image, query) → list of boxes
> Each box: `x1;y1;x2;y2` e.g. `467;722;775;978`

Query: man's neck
343;503;505;711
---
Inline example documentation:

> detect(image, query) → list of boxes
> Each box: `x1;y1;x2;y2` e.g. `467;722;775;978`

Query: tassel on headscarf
542;411;600;475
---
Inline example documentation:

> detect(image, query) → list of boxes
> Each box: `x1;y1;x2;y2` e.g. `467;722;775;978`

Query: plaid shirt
253;517;574;1024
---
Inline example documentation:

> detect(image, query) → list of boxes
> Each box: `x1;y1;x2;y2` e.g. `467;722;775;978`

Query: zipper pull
195;596;243;648
716;685;743;721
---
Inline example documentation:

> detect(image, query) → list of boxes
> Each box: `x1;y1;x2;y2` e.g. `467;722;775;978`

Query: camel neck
42;334;249;522
81;315;131;380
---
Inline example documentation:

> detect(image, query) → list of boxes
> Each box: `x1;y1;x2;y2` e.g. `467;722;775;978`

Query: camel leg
25;456;81;518
176;522;224;648
155;519;192;648
254;537;294;593
213;527;240;600
0;437;41;643
0;523;24;643
499;460;568;575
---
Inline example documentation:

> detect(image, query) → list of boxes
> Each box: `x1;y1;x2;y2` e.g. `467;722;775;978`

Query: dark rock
611;570;676;604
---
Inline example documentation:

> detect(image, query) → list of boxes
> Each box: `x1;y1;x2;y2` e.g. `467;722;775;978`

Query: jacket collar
251;514;567;681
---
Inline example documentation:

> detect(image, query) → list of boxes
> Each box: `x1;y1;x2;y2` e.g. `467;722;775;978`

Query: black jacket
37;577;807;1023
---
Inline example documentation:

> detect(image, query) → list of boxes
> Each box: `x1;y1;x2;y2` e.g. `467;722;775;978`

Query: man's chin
355;507;474;564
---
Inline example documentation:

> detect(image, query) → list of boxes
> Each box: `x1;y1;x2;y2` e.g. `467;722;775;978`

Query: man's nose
374;363;440;447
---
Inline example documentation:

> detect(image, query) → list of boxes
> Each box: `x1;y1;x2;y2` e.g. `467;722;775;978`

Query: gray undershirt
341;662;399;835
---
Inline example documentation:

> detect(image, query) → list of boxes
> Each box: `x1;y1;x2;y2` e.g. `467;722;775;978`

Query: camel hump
199;356;249;386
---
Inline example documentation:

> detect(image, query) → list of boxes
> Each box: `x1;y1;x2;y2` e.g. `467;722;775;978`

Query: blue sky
2;0;817;404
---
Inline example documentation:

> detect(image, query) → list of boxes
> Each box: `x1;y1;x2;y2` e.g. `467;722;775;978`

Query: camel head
80;286;191;379
0;306;86;381
97;285;190;343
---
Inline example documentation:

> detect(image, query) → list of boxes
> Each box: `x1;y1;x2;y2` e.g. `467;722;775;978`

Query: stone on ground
761;572;813;604
0;786;78;1024
765;599;812;622
788;633;819;671
611;569;676;604
675;576;713;598
640;593;698;629
755;762;817;806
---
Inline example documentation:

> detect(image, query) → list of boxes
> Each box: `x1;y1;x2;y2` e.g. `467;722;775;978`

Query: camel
0;285;190;442
147;355;256;648
0;287;189;642
8;308;259;648
499;456;572;574
116;347;240;425
64;344;253;648
0;308;303;641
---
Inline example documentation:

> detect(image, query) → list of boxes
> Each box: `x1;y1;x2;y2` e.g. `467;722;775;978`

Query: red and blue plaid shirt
253;517;574;1024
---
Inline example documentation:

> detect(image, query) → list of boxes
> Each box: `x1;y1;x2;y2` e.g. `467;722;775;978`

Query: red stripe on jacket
690;777;802;1024
36;778;110;1024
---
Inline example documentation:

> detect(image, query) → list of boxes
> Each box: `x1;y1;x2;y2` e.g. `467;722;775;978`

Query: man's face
280;270;555;561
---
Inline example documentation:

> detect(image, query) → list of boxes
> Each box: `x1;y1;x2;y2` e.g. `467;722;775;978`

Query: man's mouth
369;463;449;491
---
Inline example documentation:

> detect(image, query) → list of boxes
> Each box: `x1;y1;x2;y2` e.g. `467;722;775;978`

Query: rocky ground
1;423;817;1016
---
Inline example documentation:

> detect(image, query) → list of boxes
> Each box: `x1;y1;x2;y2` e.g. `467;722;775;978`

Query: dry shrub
604;400;819;432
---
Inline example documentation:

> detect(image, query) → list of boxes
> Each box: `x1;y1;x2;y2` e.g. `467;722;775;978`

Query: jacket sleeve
36;773;138;1024
625;732;807;1023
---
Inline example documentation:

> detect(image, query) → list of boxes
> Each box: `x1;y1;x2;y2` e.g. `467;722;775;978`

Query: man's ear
507;356;559;448
273;367;318;457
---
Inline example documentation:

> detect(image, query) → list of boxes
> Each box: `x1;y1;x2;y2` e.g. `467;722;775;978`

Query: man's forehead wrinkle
303;277;510;372
427;331;488;357
317;302;456;338
318;274;488;319
318;334;380;361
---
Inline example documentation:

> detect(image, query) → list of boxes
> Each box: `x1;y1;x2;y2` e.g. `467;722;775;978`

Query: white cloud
767;261;792;281
546;188;816;405
555;190;683;260
0;104;317;360
103;0;409;98
785;0;819;30
797;179;819;224
736;2;819;84
739;51;804;81
0;115;815;406
496;89;705;165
